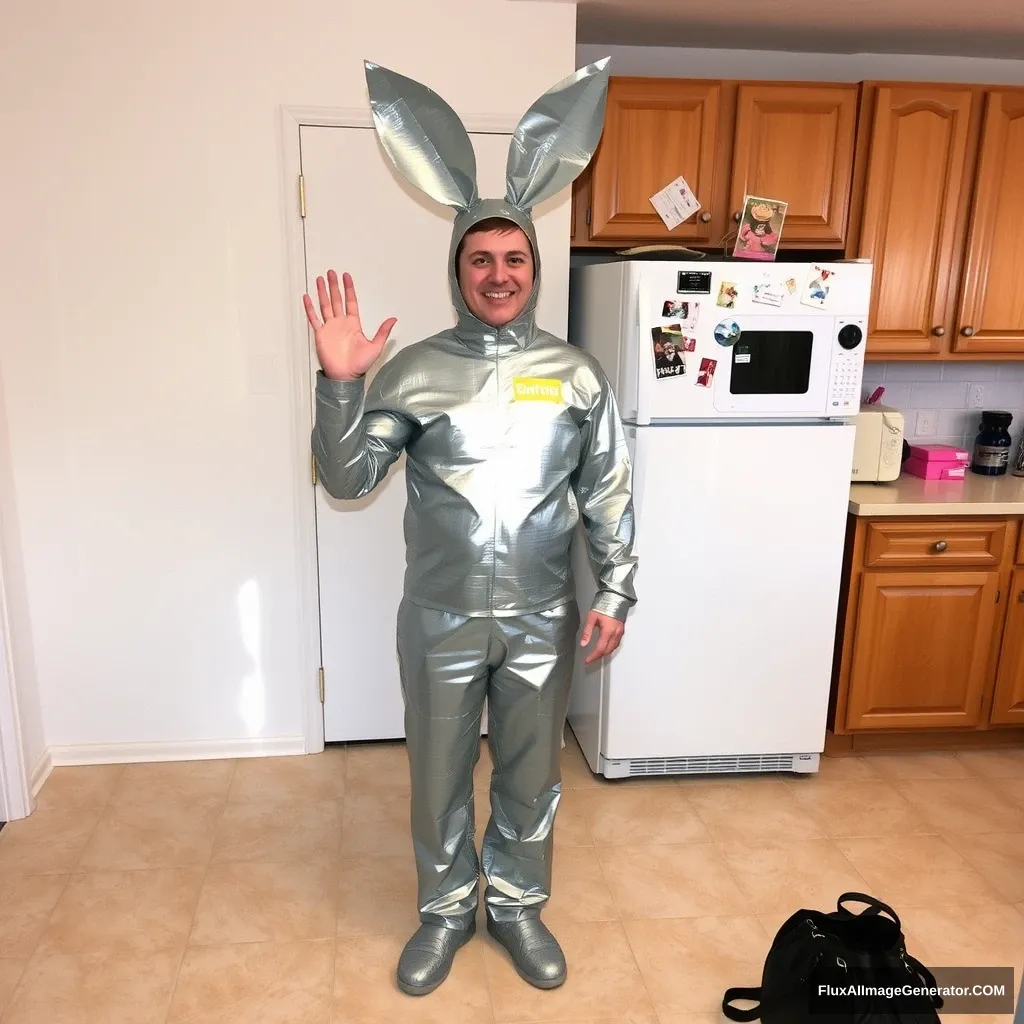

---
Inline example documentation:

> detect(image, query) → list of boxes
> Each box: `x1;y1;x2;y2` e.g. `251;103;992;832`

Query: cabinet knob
933;540;948;552
960;326;975;337
931;326;945;336
1018;590;1024;603
700;211;712;223
733;211;742;223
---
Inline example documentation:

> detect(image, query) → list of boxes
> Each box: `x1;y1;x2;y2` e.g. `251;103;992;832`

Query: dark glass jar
971;410;1013;476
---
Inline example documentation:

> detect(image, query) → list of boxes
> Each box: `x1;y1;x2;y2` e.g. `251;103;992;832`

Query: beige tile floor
0;732;1022;1023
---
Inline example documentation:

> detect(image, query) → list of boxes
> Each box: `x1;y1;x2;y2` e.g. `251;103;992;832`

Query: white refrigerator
566;258;873;778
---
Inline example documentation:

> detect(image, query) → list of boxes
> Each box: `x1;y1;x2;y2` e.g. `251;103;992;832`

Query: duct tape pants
396;596;580;930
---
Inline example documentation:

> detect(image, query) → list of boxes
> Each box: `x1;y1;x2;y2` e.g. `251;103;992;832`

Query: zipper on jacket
488;345;500;612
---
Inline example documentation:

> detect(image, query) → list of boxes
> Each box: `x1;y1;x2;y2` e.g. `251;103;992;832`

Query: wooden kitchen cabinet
584;78;726;246
989;568;1024;723
851;84;976;357
729;83;859;247
830;512;1024;747
575;79;859;250
844;569;1000;730
853;84;1024;358
951;90;1024;355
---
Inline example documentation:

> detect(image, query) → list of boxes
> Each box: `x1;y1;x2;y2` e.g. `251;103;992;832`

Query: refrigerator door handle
636;279;651;426
627;427;647;561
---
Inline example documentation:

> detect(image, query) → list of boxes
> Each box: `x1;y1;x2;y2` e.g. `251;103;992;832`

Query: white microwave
570;258;873;424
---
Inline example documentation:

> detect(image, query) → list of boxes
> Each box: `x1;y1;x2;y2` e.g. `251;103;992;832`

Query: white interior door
299;124;568;742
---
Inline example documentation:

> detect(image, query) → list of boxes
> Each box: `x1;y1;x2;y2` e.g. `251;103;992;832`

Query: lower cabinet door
845;570;1001;730
990;568;1024;724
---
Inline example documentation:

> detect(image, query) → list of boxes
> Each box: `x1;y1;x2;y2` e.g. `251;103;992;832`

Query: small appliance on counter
904;443;970;480
851;403;904;482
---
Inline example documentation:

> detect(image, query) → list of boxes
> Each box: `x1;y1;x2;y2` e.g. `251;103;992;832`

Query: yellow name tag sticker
513;377;564;403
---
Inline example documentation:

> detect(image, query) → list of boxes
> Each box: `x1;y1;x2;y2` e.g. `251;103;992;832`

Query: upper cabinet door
855;85;976;356
588;78;724;244
729;83;859;248
953;89;1024;355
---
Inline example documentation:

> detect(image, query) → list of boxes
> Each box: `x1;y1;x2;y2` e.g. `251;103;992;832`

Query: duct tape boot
397;920;477;996
487;917;567;989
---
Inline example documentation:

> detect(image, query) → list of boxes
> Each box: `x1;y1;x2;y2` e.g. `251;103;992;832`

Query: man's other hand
579;610;625;665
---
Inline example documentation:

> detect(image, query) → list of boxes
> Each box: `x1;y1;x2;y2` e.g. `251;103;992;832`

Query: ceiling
564;0;1024;59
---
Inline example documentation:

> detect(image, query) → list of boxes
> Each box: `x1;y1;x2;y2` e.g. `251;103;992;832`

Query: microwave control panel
827;318;866;414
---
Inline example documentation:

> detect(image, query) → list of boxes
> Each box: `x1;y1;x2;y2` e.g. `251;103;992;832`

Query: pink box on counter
904;456;966;480
907;443;970;464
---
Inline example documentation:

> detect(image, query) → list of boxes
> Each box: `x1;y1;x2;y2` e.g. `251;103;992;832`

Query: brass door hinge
311;454;317;486
318;666;325;703
299;174;306;218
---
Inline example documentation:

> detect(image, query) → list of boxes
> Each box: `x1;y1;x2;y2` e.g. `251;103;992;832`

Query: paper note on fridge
649;175;701;230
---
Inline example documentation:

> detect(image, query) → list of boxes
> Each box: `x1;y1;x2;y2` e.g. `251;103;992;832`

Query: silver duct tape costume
312;57;638;932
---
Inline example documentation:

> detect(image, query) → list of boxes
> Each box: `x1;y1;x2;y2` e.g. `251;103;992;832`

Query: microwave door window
729;330;813;395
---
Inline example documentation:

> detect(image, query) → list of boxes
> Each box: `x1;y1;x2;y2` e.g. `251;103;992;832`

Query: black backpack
723;892;943;1023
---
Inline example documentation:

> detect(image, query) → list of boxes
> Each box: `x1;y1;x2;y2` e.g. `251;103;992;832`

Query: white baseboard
45;735;310;768
29;748;52;797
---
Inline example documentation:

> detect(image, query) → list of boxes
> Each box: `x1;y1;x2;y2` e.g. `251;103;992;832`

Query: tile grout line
158;757;239;1024
0;763;125;1022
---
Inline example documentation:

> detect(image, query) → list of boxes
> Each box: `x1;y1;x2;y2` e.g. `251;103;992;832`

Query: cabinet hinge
299;174;306;218
311;454;317;486
318;666;325;703
996;589;1001;603
585;206;591;225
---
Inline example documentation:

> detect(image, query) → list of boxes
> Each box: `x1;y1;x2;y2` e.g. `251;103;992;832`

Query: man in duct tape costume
306;57;637;996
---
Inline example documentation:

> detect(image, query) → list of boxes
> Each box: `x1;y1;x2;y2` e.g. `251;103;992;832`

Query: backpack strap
836;891;901;929
722;986;762;1021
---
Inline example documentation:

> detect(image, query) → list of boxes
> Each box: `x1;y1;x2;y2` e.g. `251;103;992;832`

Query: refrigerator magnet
751;281;785;307
801;264;834;309
680;334;697;352
661;299;699;328
716;281;738;309
652;326;686;379
696;357;717;388
714;319;741;346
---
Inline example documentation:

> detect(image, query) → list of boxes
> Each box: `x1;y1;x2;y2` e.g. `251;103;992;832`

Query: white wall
575;43;1024;84
0;0;576;765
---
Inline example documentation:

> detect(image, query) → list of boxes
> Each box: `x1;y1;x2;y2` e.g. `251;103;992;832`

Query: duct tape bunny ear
505;56;611;213
364;60;479;212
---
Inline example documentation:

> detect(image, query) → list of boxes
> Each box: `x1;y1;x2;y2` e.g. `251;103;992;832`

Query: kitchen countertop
849;471;1024;516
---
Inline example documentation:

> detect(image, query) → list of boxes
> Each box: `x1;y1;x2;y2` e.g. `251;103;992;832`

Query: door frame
0;546;32;823
278;105;520;753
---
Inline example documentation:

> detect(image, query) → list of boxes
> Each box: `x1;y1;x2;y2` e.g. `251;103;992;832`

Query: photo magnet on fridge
732;196;787;261
651;326;687;379
696;357;717;388
661;299;699;328
801;264;835;308
716;281;738;309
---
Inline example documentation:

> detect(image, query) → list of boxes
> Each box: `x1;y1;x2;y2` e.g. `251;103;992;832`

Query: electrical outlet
969;384;985;408
916;410;937;436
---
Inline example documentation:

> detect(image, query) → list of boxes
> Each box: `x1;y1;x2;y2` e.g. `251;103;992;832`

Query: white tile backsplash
862;362;1024;451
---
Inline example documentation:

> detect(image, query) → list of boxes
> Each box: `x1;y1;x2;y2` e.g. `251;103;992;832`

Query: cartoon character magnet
733;196;787;261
